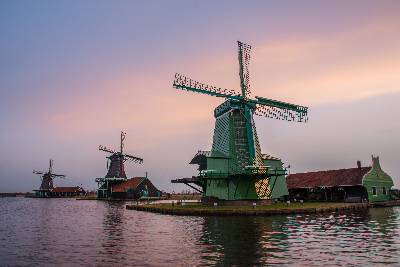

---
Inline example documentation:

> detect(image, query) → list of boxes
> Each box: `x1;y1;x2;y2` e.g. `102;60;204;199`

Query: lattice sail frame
255;104;308;123
173;73;238;97
238;41;252;98
255;179;272;199
173;43;308;124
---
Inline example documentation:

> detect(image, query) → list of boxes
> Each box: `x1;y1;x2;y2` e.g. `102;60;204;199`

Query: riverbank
126;202;373;216
76;196;168;201
76;194;199;201
0;192;33;197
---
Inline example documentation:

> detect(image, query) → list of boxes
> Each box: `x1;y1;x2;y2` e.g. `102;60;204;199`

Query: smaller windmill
33;159;66;197
95;131;143;198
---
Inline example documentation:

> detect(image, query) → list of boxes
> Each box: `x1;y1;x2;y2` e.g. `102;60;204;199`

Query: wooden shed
286;156;394;203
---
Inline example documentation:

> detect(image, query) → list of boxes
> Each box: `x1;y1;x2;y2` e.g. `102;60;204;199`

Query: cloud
250;16;400;105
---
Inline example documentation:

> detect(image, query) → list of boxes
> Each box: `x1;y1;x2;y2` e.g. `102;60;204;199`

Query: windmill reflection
100;201;127;263
201;216;289;266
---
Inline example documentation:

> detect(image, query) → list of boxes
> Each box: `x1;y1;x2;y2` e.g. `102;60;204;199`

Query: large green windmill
172;41;308;201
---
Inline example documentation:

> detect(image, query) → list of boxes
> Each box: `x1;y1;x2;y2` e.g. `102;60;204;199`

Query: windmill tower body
106;154;127;178
40;173;54;191
171;42;308;201
96;132;143;198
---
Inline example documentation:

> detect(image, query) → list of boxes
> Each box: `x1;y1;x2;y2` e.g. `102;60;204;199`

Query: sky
1;0;400;192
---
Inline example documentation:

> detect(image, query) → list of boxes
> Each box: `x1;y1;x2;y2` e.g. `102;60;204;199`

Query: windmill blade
99;145;116;154
120;131;126;154
124;154;143;164
51;174;66;178
254;96;308;113
173;73;238;98
238;41;252;98
255;105;308;122
33;170;44;175
49;159;53;173
253;97;308;123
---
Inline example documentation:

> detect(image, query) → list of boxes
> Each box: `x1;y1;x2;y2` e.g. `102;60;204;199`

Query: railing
198;167;287;179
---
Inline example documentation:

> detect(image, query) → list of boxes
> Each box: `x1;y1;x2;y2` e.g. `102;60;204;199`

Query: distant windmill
96;131;143;198
33;159;66;197
99;131;143;178
171;41;309;200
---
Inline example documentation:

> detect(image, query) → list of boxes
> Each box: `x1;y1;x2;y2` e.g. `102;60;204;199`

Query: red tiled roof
52;187;83;193
286;167;371;189
112;177;145;193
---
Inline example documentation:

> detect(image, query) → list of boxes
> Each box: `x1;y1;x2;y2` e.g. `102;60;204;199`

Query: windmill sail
238;41;252;98
173;73;237;97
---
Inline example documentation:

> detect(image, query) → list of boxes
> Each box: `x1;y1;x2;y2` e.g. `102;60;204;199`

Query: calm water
1;198;400;266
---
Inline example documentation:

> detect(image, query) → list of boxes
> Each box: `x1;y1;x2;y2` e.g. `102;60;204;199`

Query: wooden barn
287;156;394;203
52;187;86;197
111;177;161;199
34;186;86;198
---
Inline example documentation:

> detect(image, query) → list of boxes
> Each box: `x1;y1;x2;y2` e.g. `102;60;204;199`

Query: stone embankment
126;202;374;216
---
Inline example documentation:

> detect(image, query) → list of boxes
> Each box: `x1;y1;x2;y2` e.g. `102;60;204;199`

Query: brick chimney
357;160;362;169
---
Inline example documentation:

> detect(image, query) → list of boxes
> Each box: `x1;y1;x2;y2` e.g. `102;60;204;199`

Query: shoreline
76;196;169;201
126;200;400;216
125;202;373;216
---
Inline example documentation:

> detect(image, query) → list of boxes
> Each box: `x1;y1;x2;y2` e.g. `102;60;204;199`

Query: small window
372;187;377;196
383;187;387;195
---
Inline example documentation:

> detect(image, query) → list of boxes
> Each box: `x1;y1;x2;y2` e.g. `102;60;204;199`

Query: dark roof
189;151;211;164
286;167;371;189
112;177;145;193
189;150;228;165
52;187;84;193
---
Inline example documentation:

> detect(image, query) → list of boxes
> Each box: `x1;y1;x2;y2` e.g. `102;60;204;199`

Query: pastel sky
1;0;400;192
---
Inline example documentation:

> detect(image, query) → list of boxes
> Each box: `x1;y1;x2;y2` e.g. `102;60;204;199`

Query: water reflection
201;216;286;265
1;198;400;266
199;209;400;266
100;201;127;264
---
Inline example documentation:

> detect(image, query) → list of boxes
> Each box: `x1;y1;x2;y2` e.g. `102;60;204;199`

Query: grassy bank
126;202;370;216
76;196;168;201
